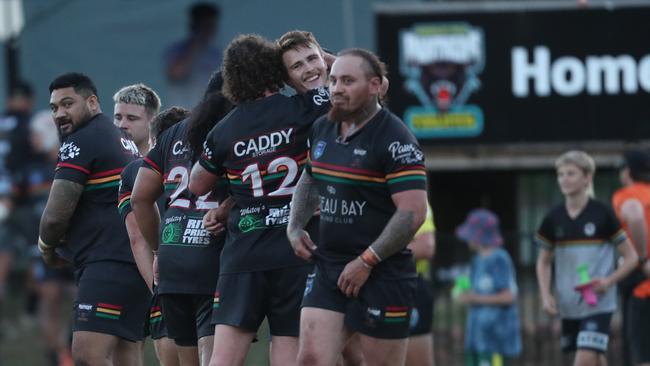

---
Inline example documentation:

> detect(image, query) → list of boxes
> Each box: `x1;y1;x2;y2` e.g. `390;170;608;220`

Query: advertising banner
376;3;650;144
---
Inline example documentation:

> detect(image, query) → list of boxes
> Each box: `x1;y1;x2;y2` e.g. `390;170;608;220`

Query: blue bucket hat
456;208;503;247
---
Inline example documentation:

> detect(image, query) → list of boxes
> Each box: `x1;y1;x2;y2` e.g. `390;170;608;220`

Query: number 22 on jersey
167;166;219;210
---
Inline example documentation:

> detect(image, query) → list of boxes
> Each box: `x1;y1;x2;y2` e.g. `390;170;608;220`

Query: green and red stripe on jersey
310;161;425;187
118;191;131;214
143;157;162;174
85;168;123;192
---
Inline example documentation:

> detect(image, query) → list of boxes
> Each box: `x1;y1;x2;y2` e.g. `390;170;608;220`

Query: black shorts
73;261;151;342
302;262;417;340
159;293;214;347
628;296;650;364
146;288;169;340
212;265;312;337
409;276;434;336
560;312;612;353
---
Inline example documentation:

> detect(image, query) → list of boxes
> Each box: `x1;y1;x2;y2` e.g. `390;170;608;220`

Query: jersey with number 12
199;88;330;273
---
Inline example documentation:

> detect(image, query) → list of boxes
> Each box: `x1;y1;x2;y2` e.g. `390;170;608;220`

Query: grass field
0;283;272;366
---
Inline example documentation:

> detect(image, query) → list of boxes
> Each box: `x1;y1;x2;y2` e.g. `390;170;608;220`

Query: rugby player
39;72;150;366
189;34;330;366
131;72;231;366
286;49;428;366
278;30;369;366
114;83;186;366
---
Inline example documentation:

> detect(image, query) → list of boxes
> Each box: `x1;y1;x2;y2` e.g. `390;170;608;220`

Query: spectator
456;208;521;366
164;2;222;109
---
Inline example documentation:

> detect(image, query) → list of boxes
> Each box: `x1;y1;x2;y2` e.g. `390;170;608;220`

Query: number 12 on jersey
241;157;299;198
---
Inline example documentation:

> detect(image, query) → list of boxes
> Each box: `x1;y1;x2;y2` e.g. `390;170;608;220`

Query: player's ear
369;76;382;96
86;95;99;113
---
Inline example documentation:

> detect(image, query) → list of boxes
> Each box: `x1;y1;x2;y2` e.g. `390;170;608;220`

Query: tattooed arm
38;179;84;265
287;170;321;260
338;189;427;297
369;189;427;260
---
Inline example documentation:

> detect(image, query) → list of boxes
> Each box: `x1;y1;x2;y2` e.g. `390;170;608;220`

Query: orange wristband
360;248;380;267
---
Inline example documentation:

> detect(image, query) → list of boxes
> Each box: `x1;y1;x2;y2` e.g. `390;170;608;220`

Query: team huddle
38;30;429;366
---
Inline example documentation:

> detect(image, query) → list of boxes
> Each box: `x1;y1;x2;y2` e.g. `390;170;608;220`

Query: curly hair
187;71;233;159
222;34;285;104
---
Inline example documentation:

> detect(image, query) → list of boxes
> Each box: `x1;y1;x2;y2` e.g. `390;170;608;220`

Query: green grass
0;286;271;366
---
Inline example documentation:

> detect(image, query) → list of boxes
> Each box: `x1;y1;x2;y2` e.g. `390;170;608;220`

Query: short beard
328;105;362;123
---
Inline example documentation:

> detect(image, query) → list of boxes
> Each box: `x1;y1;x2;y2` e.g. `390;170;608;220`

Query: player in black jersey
39;73;150;366
114;84;162;294
287;49;428;366
189;35;330;366
115;82;186;366
131;72;231;366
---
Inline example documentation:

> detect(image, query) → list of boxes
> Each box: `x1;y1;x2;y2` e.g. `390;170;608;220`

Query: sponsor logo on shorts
304;273;315;297
383;306;409;323
409;308;420;329
150;306;163;324
577;330;609;351
95;302;122;320
76;303;93;322
365;307;382;328
213;292;220;309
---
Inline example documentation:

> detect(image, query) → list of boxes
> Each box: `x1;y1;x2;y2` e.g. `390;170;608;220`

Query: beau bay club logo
400;23;485;138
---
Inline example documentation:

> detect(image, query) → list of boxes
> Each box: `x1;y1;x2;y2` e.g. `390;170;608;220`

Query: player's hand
323;51;336;68
337;257;371;298
40;248;69;269
456;291;477;305
152;253;159;287
541;294;558;315
287;227;317;261
592;277;612;294
203;208;225;235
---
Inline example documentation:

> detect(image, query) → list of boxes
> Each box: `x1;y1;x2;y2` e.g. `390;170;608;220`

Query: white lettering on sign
512;46;650;97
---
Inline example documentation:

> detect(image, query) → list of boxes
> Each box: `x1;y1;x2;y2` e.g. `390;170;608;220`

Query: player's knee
72;342;109;366
297;348;322;366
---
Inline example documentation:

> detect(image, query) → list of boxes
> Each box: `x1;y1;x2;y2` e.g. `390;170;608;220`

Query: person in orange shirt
612;149;650;366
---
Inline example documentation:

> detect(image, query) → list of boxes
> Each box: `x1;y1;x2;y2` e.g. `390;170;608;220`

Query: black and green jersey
53;113;138;267
199;88;330;273
307;109;427;279
143;119;227;295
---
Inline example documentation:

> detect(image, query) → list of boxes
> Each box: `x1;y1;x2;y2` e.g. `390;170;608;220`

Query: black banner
376;3;650;144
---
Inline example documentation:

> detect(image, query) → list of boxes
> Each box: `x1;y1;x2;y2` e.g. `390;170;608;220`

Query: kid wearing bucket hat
455;208;521;366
